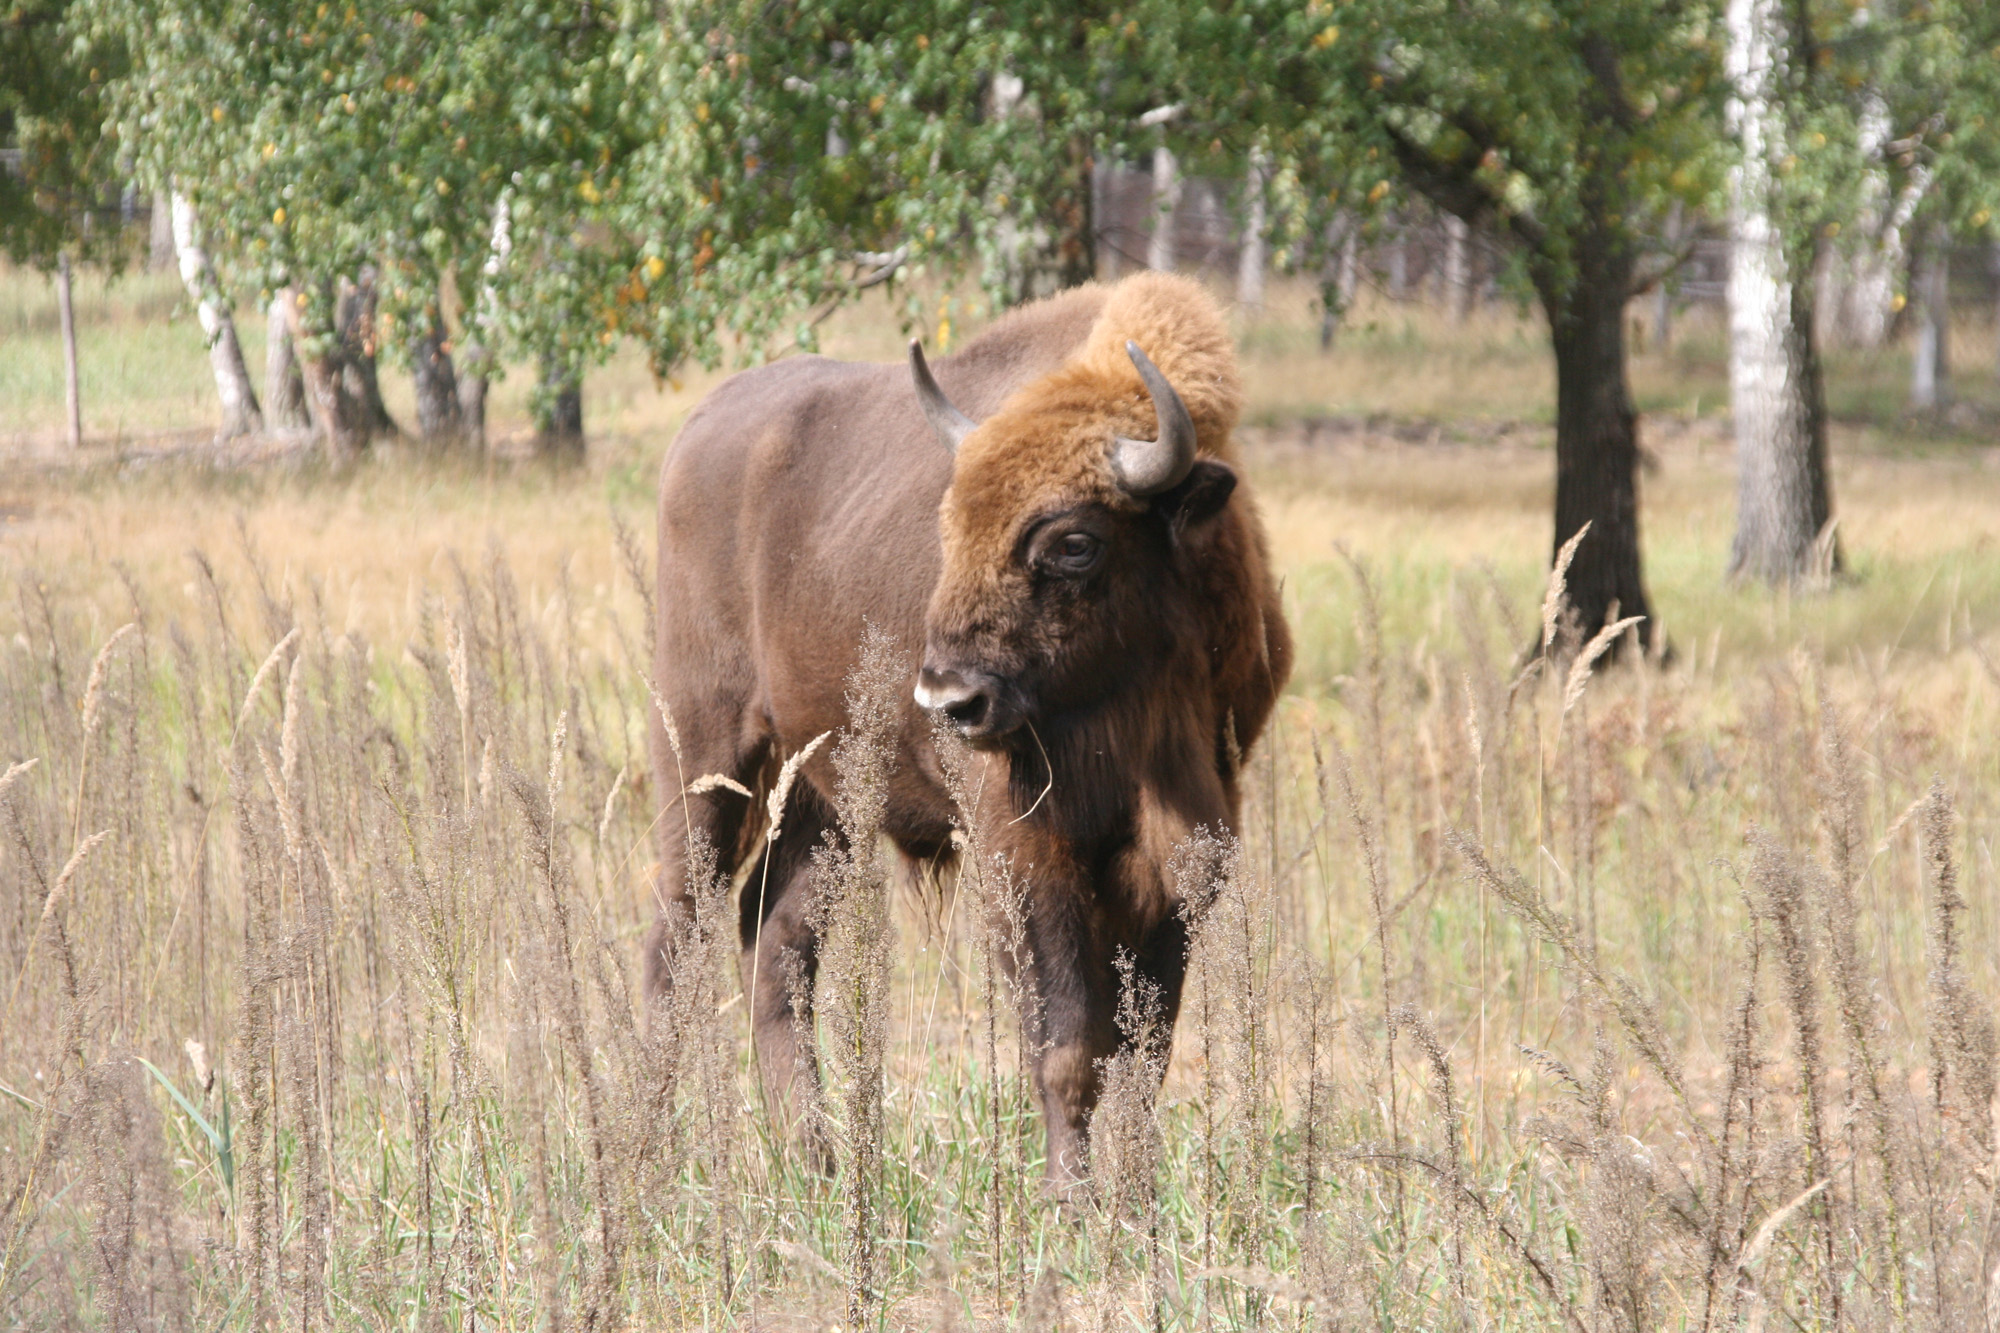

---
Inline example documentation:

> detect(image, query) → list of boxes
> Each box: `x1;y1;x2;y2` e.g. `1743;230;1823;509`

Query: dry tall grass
4;476;1998;1328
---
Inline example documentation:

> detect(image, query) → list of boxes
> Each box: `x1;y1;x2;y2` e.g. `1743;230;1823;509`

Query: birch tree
1908;229;1950;410
1237;143;1269;312
170;192;265;439
1142;106;1181;273
1893;2;2000;407
1825;90;1916;349
1724;0;1833;584
85;0;633;455
1810;2;2000;398
455;194;511;448
1442;214;1471;322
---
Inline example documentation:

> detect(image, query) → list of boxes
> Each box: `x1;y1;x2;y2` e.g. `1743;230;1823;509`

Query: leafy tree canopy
1;0;125;266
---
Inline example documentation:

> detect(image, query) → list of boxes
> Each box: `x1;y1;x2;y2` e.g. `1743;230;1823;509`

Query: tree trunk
1540;241;1655;651
984;72;1026;301
148;192;175;271
1443;214;1471;321
1147;136;1179;273
1052;135;1097;289
1091;152;1117;282
1991;241;2000;385
410;302;464;445
984;71;1034;303
1910;230;1949;411
1728;275;1834;582
1237;146;1268;314
456;193;513;451
1387;217;1410;299
1320;218;1356;351
265;289;310;431
56;255;82;449
336;268;400;438
300;352;364;462
982;80;1092;300
535;358;584;462
1725;0;1835;584
457;368;489;447
170;192;263;440
280;285;365;462
1811;242;1841;350
1837;93;1899;349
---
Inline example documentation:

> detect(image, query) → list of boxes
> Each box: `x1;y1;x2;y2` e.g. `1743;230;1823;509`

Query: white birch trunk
457;192;513;447
985;72;1035;303
56;255;82;449
1236;146;1268;313
1726;0;1833;584
148;192;176;271
1387;217;1409;299
170;192;263;439
1091;154;1117;282
1148;139;1180;273
1911;232;1949;410
1443;214;1471;321
1320;218;1357;350
1653;203;1683;348
1839;93;1898;348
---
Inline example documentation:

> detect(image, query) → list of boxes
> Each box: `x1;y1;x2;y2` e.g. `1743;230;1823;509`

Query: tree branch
1579;34;1639;132
1629;227;1707;297
1379;120;1549;258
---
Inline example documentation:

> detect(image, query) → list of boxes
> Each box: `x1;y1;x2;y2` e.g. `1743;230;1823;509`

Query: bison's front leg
1022;892;1188;1191
740;782;838;1170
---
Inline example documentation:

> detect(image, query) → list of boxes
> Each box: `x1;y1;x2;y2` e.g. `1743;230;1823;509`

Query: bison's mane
1064;272;1243;456
979;271;1242;463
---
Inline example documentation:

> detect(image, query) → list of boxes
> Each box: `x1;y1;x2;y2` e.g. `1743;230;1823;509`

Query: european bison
643;273;1291;1183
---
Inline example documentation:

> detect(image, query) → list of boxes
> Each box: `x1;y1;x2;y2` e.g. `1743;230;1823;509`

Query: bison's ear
1158;460;1236;538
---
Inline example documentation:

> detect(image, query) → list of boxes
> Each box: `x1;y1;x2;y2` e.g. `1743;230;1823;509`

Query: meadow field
3;267;2000;1330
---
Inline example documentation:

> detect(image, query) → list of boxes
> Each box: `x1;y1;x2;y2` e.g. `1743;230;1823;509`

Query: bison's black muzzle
915;664;1020;743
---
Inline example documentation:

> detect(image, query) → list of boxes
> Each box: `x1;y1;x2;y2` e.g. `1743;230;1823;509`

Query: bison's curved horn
909;340;976;454
1110;341;1197;497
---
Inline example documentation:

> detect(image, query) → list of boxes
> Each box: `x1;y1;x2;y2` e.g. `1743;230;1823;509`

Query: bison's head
908;334;1239;748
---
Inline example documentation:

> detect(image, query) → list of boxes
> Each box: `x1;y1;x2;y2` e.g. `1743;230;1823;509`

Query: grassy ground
3;268;2000;1330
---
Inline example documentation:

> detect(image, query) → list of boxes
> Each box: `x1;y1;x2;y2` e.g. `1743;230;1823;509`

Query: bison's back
654;357;932;760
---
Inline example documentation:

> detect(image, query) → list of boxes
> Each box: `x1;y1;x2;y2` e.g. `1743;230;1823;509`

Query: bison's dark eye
1050;531;1102;574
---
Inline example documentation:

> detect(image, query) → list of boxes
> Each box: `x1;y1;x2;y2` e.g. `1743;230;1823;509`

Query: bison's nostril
914;666;967;712
941;692;988;728
916;665;1001;734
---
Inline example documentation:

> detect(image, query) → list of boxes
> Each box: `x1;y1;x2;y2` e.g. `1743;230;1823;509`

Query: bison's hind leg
740;779;839;1168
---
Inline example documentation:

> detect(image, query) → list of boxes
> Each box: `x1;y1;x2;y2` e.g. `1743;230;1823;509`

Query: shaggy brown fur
644;273;1291;1184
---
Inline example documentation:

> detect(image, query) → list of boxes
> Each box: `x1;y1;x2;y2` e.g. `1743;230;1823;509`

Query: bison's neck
1000;672;1230;860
